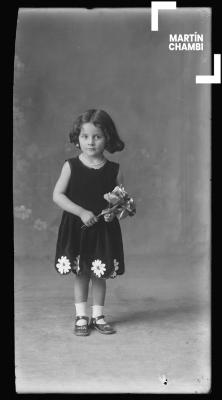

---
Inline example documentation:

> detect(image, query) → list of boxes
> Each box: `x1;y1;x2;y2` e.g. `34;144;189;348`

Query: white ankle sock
92;305;106;324
75;302;87;326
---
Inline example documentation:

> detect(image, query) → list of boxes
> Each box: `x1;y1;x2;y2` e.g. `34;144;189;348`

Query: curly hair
69;109;125;153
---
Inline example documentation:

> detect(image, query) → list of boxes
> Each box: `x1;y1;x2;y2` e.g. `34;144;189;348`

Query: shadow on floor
111;298;205;326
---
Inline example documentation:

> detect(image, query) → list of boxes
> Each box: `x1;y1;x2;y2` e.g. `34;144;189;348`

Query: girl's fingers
87;217;97;226
104;213;112;222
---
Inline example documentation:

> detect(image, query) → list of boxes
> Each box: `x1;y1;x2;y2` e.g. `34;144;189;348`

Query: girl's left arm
116;167;129;220
116;167;124;186
105;167;128;222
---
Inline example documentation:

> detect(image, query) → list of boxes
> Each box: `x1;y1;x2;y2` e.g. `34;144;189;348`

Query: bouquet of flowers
81;185;136;229
102;184;136;220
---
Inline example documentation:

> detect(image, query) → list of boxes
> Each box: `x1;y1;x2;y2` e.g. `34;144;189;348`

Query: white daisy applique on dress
114;259;119;270
110;259;119;278
56;256;71;275
91;259;106;278
73;255;80;274
110;270;117;278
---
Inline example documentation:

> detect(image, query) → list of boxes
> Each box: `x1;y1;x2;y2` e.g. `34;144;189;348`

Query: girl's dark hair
69;109;125;153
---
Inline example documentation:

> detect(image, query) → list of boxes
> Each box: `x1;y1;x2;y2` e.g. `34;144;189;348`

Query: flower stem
81;203;122;229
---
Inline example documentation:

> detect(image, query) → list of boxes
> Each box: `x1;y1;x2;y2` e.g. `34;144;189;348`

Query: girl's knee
91;275;106;285
75;273;90;283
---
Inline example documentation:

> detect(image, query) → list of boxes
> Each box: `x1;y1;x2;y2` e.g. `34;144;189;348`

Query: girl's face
79;123;106;158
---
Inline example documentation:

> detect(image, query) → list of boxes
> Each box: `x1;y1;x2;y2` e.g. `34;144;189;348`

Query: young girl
53;109;126;336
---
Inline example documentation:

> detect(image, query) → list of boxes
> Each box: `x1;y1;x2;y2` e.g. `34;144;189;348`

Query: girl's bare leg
74;274;90;326
91;275;106;305
74;274;90;303
91;275;107;324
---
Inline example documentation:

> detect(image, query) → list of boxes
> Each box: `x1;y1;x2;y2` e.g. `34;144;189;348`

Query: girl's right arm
52;161;84;217
52;161;98;226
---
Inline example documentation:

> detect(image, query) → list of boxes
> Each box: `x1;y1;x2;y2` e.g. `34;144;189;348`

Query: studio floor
15;249;210;393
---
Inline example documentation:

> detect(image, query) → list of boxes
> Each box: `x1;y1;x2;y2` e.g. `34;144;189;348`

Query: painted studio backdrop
14;8;211;394
14;8;210;261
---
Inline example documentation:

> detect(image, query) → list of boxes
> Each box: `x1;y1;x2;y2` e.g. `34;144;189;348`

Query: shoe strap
75;315;89;322
93;315;105;322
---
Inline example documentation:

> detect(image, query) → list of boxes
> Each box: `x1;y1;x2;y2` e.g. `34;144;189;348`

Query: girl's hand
104;212;115;223
80;210;98;227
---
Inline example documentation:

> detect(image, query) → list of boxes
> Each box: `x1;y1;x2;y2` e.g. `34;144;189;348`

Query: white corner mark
151;1;177;31
196;54;221;84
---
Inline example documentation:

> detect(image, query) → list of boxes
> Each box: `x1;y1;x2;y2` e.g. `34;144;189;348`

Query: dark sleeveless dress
54;156;125;279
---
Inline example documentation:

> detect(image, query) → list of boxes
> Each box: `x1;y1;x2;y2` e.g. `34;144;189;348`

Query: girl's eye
80;135;102;139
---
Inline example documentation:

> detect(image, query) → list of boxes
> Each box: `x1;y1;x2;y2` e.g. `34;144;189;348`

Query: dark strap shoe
90;315;116;334
74;316;90;336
